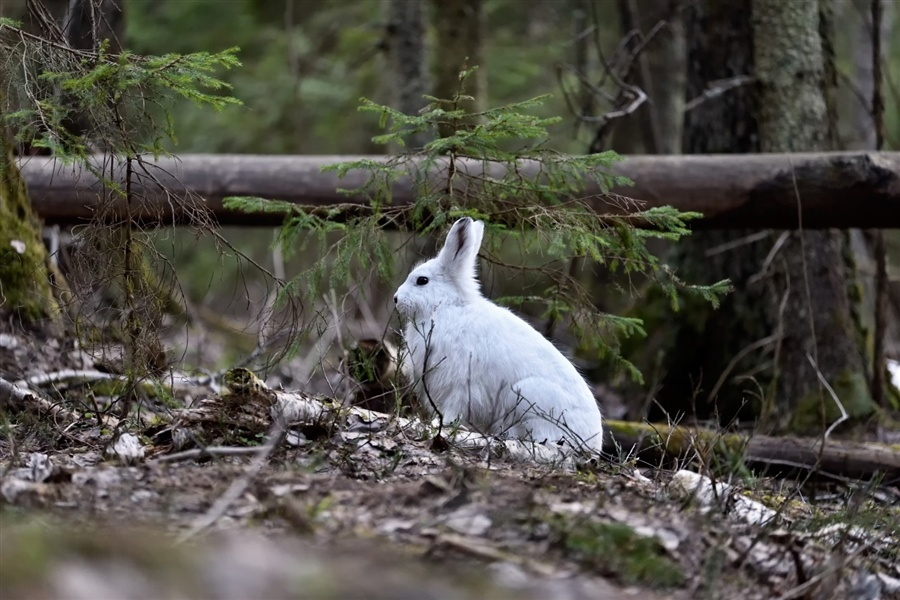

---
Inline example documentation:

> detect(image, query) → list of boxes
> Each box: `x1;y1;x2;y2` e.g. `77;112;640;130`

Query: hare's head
393;217;484;319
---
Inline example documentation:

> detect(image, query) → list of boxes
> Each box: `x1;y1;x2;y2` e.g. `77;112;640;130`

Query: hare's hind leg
501;378;597;449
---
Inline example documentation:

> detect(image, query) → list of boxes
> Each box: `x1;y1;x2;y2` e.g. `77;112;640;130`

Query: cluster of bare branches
557;3;757;154
2;1;302;394
556;4;664;153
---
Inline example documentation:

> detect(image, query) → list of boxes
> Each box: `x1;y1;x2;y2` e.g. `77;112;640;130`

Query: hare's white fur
394;217;603;452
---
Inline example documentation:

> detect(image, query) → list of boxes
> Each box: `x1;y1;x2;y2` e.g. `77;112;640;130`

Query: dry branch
167;368;574;465
0;376;82;426
18;152;900;229
606;420;900;482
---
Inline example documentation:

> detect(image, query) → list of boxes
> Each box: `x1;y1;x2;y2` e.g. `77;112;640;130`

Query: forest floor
1;322;899;600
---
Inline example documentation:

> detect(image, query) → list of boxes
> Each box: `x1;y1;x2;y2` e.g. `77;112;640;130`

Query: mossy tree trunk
752;0;873;431
644;0;875;434
0;95;59;325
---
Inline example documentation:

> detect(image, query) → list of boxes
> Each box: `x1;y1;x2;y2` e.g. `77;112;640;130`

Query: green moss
554;519;684;589
0;238;55;322
789;369;874;432
741;490;810;520
888;381;900;411
85;379;131;397
846;280;864;304
0;109;59;324
0;520;54;587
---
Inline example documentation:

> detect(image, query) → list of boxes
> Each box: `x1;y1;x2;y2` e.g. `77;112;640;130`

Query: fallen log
18;151;900;229
605;420;900;483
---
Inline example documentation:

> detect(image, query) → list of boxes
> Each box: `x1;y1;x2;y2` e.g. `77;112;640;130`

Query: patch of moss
740;490;810;520
84;379;131;397
887;379;900;411
0;123;59;324
554;519;684;589
0;242;54;323
0;519;53;587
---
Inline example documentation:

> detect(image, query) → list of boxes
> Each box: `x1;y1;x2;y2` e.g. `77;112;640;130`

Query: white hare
393;217;604;453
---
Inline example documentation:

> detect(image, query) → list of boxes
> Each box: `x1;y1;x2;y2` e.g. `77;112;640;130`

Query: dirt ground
1;322;898;600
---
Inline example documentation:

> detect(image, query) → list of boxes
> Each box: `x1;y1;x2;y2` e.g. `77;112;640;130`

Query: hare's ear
437;217;484;277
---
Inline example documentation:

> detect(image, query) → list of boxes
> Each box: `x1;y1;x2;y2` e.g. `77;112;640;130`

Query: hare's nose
393;295;398;304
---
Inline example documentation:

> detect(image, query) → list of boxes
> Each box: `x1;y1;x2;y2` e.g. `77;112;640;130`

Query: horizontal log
605;419;900;482
17;151;900;229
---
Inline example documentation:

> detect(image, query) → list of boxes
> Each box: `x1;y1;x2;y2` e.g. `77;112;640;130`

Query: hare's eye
416;276;429;286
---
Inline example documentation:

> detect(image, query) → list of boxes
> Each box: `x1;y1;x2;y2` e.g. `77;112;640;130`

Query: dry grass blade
806;353;848;439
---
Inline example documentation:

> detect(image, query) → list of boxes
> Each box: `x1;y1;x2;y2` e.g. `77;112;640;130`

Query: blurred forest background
5;4;900;595
117;0;900;154
4;0;900;434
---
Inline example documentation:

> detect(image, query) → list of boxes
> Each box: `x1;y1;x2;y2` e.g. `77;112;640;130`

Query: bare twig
0;376;83;425
807;353;848;439
748;231;790;285
773;551;859;600
556;7;666;150
706;334;781;405
419;319;446;442
151;445;269;465
598;87;648;123
684;75;756;113
432;532;558;578
705;231;771;257
789;159;833;473
175;416;286;544
25;369;124;387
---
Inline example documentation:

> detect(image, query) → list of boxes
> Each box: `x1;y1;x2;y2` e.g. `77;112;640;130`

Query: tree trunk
843;0;893;150
840;0;898;409
752;0;874;431
638;0;686;155
641;0;877;434
0;92;59;325
383;0;429;149
611;0;686;155
353;0;433;342
645;0;769;426
431;0;485;136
